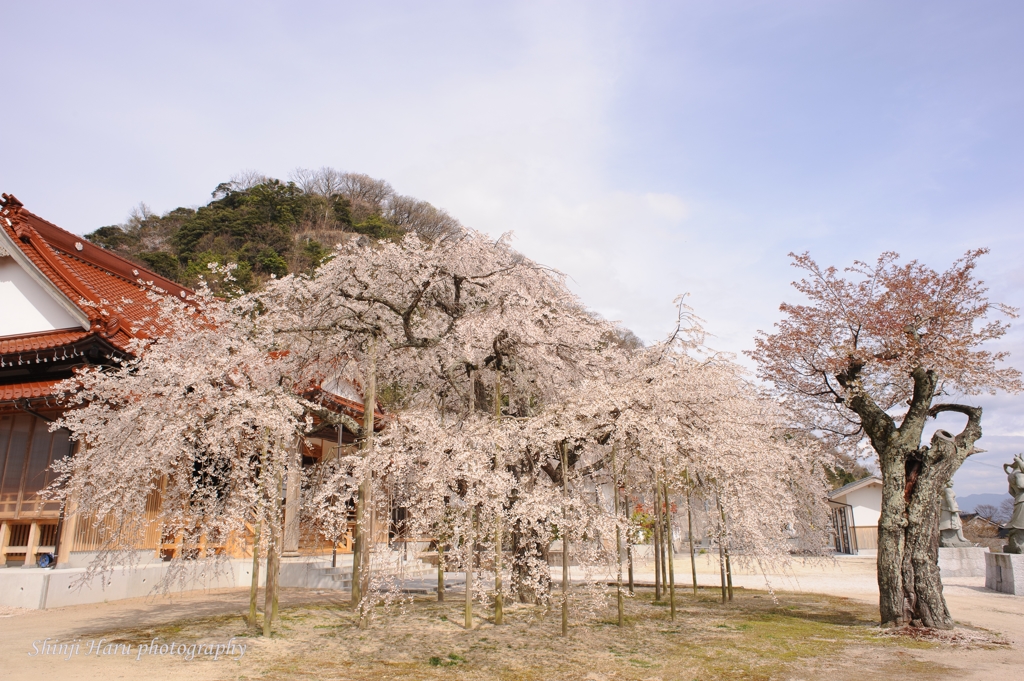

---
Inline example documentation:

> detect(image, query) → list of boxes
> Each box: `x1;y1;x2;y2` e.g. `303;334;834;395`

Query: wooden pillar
56;510;77;568
282;443;301;557
0;521;9;567
23;521;39;568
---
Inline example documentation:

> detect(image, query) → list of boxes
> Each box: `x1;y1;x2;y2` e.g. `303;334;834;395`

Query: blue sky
2;1;1022;495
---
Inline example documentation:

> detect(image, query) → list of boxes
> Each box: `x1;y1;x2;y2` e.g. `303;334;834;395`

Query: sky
3;1;1023;496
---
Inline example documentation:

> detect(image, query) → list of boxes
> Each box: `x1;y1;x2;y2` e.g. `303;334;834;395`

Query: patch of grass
78;589;965;681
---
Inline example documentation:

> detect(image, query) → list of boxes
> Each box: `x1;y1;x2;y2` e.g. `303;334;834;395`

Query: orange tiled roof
0;193;192;351
0;379;60;401
0;328;91;355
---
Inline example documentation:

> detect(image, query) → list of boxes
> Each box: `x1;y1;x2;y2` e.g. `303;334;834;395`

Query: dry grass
89;586;1008;681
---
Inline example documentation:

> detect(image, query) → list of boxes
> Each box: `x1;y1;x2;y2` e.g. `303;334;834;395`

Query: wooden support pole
24;522;40;568
0;521;9;567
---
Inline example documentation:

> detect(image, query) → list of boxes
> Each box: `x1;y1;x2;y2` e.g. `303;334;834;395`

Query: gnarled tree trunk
850;366;982;629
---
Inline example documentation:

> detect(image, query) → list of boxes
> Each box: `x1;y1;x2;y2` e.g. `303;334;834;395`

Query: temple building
0;194;367;574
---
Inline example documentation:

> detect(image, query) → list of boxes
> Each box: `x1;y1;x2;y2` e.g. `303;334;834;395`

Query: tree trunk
625;495;634;595
663;481;676;620
465;508;474;630
353;336;377;616
248;518;261;627
560;441;569;637
612;446;623;626
437;544;445;602
842;364;982;629
686;487;697;597
877;427;974;628
493;372;504;625
653;488;662;601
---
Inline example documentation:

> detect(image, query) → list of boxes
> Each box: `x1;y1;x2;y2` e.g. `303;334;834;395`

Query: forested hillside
85;168;462;291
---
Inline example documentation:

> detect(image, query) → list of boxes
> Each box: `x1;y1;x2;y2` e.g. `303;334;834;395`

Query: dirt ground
1;554;1020;681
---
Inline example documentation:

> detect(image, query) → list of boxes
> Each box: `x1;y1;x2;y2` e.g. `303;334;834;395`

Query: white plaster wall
845;485;882;528
0;257;80;336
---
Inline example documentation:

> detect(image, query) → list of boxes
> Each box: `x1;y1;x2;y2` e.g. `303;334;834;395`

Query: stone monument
1003;454;1024;554
936;481;987;579
938;482;972;548
984;454;1024;595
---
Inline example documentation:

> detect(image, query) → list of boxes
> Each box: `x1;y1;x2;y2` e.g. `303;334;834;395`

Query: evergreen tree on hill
85;168;462;292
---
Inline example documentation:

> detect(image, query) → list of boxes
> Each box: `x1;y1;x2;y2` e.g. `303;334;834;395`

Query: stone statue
1003;454;1024;554
938;482;972;547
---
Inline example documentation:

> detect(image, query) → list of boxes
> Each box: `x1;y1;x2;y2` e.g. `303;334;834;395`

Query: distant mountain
957;493;1011;513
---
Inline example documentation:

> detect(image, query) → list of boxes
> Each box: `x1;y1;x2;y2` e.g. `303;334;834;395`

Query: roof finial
1;193;24;212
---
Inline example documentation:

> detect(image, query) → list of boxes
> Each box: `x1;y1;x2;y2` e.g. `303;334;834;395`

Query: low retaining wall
985;552;1024;596
938;546;988;578
0;557;283;610
0;554;423;609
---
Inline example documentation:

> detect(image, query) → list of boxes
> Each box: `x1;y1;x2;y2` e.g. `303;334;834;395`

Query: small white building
827;476;882;553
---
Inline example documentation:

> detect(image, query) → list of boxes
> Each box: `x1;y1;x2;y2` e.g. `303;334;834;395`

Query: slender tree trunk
718;538;726;604
663;481;676;620
248;518;262;628
653;485;663;601
465;509;474;630
560;442;569;637
353;336;377;619
686;487;697;597
263;535;277;636
625;495;635;595
249;433;269;628
493;372;504;625
612;446;624;626
718;499;733;602
437;544;445;602
263;471;282;637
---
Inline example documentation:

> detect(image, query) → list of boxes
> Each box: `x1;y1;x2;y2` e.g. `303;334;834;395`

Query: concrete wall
0;559;266;610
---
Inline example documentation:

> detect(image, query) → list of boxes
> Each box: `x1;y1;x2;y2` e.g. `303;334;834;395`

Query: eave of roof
828;475;883;499
0;328;91;355
1;193;194;353
0;379;60;401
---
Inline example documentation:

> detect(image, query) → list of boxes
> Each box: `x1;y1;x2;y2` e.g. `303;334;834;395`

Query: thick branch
928;403;983;450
